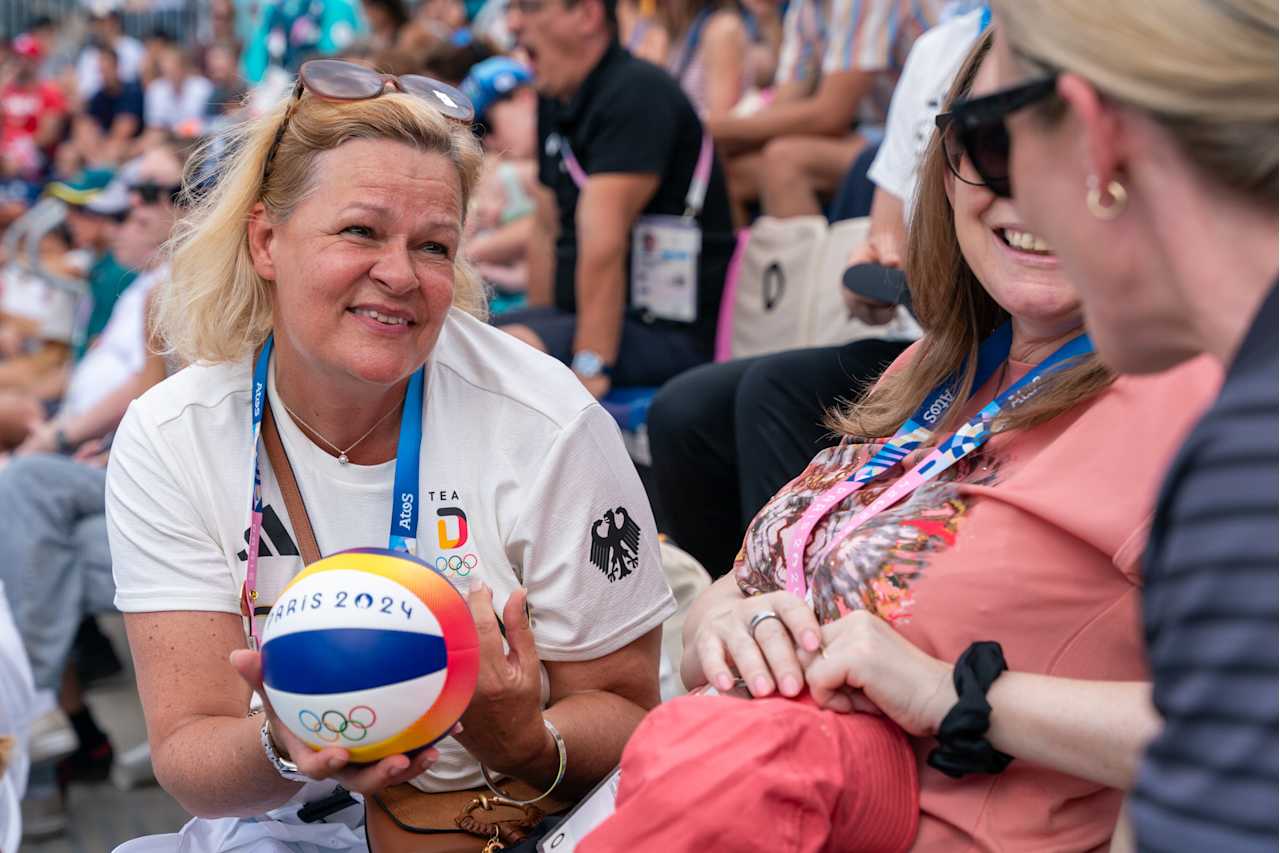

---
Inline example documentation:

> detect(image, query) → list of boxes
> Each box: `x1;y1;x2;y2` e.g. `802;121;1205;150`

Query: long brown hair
832;30;1114;441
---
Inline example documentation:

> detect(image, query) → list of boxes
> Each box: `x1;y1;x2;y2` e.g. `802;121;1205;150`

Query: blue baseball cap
461;57;533;123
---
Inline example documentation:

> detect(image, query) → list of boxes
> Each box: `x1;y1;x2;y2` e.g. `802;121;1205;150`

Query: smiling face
946;55;1083;347
990;27;1198;373
249;138;463;392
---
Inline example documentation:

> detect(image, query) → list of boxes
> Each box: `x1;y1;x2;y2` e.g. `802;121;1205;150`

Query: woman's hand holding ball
229;649;444;794
452;582;552;776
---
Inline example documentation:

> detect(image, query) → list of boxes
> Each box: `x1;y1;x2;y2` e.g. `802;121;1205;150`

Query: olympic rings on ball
434;553;478;576
298;705;379;743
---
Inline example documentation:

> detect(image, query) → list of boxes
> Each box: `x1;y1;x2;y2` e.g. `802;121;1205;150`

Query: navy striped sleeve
1132;284;1279;853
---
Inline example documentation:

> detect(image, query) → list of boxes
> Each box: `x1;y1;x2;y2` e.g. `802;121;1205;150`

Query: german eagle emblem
589;506;640;582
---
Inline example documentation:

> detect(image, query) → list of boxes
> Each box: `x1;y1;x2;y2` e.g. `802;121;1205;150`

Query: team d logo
436;507;468;550
589;507;640;583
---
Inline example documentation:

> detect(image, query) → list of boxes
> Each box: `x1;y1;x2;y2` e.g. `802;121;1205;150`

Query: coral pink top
737;348;1222;851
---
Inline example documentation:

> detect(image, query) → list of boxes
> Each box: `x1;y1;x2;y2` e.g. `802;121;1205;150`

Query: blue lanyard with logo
242;334;424;648
785;326;1094;596
844;321;1013;487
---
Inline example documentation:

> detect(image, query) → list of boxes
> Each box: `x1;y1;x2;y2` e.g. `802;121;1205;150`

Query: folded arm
805;611;1161;789
709;70;875;153
682;577;1159;789
572;172;659;378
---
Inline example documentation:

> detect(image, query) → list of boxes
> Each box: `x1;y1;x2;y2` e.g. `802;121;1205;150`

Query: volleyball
260;548;479;763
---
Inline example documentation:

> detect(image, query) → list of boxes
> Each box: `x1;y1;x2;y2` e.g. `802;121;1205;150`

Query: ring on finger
748;610;783;639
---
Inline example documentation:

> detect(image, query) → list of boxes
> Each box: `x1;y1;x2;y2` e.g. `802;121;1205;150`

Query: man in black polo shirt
499;0;733;397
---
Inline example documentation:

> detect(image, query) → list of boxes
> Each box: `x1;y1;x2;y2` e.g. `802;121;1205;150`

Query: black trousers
647;338;910;578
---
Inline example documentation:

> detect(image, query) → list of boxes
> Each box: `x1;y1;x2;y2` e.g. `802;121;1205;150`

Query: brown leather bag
367;780;570;852
262;407;571;852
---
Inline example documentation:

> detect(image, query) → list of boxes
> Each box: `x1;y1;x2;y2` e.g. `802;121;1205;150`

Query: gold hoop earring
1086;175;1128;220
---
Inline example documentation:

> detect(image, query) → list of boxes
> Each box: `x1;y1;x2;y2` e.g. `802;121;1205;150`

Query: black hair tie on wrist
927;641;1014;778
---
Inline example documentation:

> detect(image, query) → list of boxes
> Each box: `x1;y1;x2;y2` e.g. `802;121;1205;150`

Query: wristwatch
53;426;74;455
260;718;310;783
571;350;613;379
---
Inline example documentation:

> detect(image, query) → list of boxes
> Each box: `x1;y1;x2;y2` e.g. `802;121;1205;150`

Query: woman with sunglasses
981;2;1278;849
105;60;674;852
582;33;1221;852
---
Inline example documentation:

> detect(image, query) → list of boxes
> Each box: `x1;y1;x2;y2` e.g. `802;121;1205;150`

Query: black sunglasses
79;207;130;224
131;181;183;206
935;74;1058;198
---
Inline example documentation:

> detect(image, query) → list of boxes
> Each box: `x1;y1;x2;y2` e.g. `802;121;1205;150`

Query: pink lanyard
783;333;1094;599
560;129;714;218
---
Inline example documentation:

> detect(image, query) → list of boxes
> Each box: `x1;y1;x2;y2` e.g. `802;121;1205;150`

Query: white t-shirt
145;75;214;131
866;7;984;222
106;308;677;794
0;581;37;853
0;265;77;344
61;264;164;418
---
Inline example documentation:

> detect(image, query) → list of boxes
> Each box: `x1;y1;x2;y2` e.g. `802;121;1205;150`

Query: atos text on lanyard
242;334;425;648
784;328;1093;598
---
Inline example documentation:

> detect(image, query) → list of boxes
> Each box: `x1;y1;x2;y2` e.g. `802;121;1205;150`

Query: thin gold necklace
279;397;402;465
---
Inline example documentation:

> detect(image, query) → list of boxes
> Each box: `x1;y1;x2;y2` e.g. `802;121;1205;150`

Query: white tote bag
722;216;919;360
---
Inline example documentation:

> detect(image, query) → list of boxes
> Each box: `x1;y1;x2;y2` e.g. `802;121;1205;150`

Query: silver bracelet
479;717;566;806
260;717;310;783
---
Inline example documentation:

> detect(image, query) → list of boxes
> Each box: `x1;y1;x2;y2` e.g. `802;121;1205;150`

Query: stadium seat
601;386;659;466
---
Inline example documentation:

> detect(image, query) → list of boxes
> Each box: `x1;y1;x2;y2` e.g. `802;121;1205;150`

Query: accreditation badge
630;215;700;324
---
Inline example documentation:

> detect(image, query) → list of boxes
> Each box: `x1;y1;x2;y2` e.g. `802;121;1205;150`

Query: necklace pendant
338;452;349;465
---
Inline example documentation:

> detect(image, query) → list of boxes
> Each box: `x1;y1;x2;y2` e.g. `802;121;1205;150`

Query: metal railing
0;0;203;43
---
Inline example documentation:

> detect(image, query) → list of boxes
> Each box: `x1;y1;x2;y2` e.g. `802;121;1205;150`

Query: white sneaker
110;741;157;790
20;788;67;839
27;708;79;764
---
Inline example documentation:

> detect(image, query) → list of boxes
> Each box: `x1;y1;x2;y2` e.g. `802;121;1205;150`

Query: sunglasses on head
130;181;183;206
261;59;476;185
935;74;1058;198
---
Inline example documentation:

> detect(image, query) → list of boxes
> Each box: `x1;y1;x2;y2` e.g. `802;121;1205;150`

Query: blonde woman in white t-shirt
106;60;675;852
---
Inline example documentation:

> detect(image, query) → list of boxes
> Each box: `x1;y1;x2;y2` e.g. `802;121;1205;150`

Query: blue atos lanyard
242;335;424;648
844;321;1013;488
785;328;1093;596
